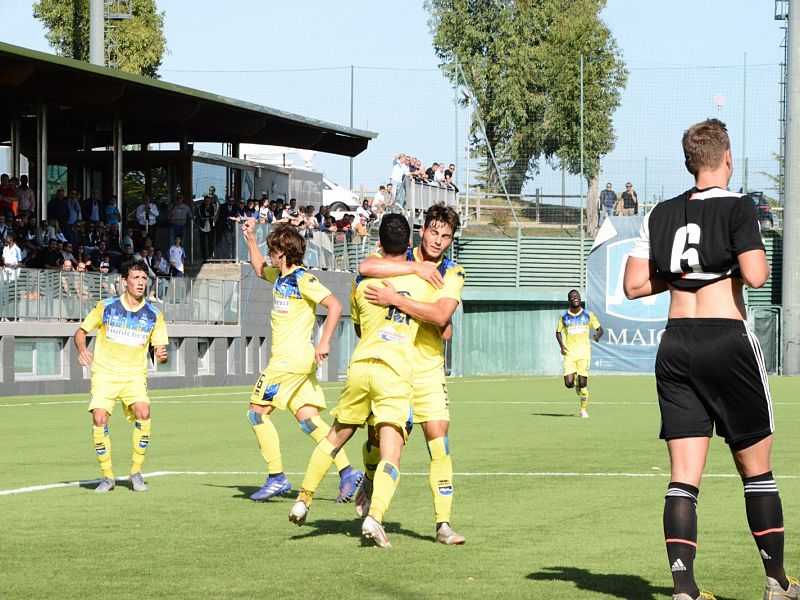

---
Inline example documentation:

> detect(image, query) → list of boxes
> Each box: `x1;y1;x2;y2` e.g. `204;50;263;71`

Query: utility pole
782;0;800;373
89;0;104;66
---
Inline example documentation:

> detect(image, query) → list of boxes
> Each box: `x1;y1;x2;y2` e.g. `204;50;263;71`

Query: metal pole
783;5;800;374
579;56;586;291
113;118;124;245
89;0;104;66
36;104;48;220
349;65;354;191
455;62;519;230
742;52;748;192
644;156;648;211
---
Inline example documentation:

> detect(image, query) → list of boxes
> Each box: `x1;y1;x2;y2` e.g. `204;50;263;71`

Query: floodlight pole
580;56;586;292
783;1;800;374
89;0;104;66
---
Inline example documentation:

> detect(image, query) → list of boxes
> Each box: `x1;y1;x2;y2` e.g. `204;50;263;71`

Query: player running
624;119;799;600
356;204;467;544
74;259;168;493
242;220;362;503
288;214;434;548
555;289;604;418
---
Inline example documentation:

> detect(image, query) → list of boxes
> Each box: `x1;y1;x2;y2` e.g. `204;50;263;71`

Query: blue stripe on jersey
102;297;159;333
274;271;303;300
561;310;590;327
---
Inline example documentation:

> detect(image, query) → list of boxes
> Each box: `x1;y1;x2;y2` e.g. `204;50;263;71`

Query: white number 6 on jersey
670;224;701;273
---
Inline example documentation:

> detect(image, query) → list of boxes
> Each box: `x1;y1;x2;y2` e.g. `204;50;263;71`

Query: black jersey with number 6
628;187;764;290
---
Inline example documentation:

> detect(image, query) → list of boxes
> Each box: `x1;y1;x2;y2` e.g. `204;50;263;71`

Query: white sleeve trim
628;210;652;260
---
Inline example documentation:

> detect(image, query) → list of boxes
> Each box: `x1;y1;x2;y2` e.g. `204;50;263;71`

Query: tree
426;0;626;234
33;0;167;78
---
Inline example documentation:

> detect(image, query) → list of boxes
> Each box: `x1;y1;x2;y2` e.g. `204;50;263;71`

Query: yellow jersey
350;271;434;377
80;295;168;380
406;247;466;374
263;265;332;374
557;309;601;359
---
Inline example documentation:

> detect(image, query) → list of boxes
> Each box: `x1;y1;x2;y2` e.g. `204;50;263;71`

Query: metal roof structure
0;41;376;157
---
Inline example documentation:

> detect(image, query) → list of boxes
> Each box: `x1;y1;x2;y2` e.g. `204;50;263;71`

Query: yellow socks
299;415;351;472
130;418;151;474
299;437;338;504
92;424;113;479
248;410;283;474
369;460;400;522
427;437;453;524
579;387;589;410
362;440;381;482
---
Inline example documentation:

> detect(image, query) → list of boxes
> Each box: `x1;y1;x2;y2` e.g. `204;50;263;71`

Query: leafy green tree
33;0;167;78
426;0;626;234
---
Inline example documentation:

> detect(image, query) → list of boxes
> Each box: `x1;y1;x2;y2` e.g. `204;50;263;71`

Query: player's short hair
379;214;411;256
682;119;730;176
267;224;305;266
121;259;148;279
423;203;460;233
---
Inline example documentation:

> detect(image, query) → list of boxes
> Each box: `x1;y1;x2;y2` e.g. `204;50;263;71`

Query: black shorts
656;318;773;450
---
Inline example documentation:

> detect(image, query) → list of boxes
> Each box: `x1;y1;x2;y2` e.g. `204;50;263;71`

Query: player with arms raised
74;259;168;493
556;289;603;418
241;220;362;503
624;119;799;600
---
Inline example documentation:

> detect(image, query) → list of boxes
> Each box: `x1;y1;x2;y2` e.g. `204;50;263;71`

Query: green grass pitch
2;375;799;599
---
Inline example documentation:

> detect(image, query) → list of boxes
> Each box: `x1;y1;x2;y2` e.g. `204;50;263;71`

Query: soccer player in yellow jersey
74;259;169;493
289;214;435;548
241;220;363;502
356;204;466;545
556;289;604;418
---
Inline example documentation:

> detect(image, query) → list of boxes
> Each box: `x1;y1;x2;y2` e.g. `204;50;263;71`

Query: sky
0;0;787;198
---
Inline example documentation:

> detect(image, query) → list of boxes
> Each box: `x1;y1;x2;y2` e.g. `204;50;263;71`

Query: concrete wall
0;265;356;397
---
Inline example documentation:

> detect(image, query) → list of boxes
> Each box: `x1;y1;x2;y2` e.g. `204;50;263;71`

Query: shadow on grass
526;566;734;600
204;483;300;501
288;518;431;544
531;413;576;418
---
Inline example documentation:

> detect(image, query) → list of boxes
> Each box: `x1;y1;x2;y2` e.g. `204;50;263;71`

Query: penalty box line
3;470;800;497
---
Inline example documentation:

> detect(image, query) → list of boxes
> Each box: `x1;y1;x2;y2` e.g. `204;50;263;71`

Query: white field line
0;377;558;408
4;469;800;497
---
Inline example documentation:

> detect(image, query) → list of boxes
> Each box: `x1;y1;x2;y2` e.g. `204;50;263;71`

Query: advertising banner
586;216;669;373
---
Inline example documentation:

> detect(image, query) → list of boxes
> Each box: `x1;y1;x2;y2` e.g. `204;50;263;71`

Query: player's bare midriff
667;277;747;320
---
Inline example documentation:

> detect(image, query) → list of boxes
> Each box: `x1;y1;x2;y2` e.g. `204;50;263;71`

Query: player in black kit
624;119;798;600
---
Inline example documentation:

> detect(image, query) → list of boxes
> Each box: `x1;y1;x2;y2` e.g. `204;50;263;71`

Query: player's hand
242;218;256;239
77;348;93;367
560;348;567;356
315;340;330;365
364;281;399;306
154;346;168;364
413;261;444;288
594;333;602;342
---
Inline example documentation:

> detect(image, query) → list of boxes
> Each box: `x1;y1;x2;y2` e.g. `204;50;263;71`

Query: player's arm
315;294;342;365
593;326;604;342
441;321;453;341
364;281;455;328
150;312;169;363
738;249;769;289
153;345;168;363
74;302;104;366
590;313;604;342
359;255;444;288
555;330;567;356
241;218;271;281
73;328;94;367
623;257;667;299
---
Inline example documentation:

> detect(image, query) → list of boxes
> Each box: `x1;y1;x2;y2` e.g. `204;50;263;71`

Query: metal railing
0;268;239;324
236;225;378;272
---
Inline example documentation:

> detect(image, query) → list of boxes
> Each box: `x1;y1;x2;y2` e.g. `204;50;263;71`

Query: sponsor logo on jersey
378;328;407;343
273;297;290;314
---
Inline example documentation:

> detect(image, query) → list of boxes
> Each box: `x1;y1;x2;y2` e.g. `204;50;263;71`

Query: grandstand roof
0;41;376;157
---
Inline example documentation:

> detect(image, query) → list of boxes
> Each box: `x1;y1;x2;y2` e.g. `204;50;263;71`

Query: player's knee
134;405;150;421
92;409;109;427
426;436;449;460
